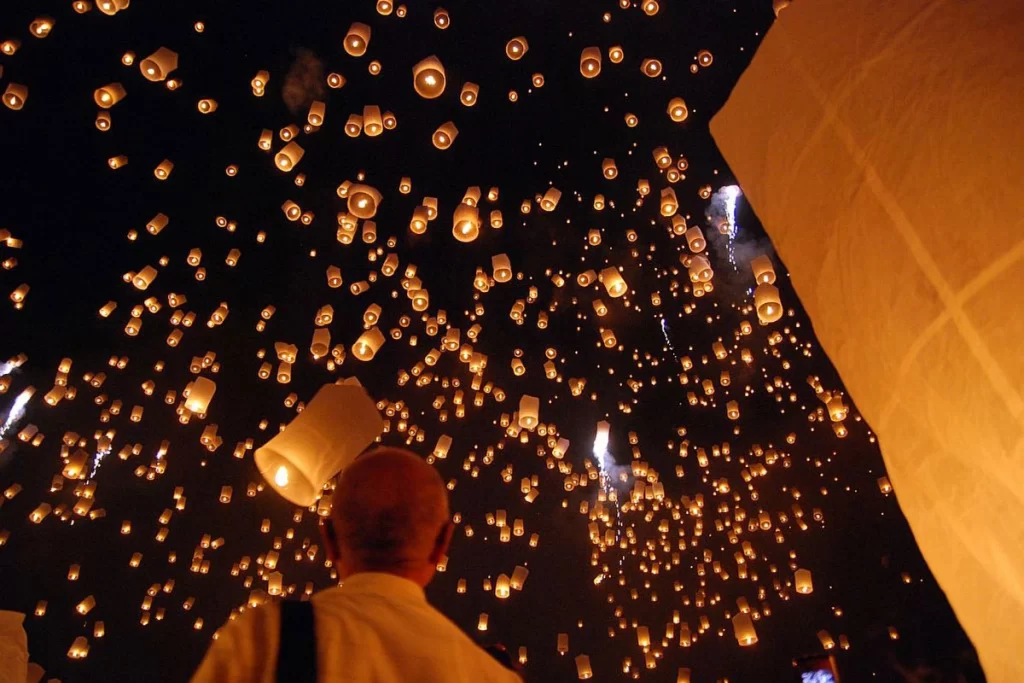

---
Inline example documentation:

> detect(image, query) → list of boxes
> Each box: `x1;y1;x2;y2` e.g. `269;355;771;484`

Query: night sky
0;1;985;682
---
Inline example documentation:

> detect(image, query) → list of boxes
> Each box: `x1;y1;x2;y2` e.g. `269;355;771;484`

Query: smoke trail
282;48;325;115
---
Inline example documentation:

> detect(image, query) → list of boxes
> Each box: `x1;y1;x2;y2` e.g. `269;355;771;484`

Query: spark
90;446;112;479
660;317;679;362
0;386;35;441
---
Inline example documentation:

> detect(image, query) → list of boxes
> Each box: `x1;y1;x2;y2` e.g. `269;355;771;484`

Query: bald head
330;447;450;579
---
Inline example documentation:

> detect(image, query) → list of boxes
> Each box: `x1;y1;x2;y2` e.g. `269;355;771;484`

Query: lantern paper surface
711;1;1024;678
254;381;384;506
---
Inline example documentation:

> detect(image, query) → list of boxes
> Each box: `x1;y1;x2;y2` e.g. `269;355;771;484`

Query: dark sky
0;1;984;682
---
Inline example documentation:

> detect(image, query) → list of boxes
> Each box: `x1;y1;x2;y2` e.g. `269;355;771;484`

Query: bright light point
274;465;290;487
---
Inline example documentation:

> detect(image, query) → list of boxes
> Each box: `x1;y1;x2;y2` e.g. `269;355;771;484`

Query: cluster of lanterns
0;2;921;681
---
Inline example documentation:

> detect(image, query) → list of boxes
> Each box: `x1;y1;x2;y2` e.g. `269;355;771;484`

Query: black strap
277;601;317;683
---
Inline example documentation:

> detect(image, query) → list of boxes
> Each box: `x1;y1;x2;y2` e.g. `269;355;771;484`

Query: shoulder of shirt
217;600;280;643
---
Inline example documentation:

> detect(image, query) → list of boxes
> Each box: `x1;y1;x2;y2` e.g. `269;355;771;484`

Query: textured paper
711;1;1024;679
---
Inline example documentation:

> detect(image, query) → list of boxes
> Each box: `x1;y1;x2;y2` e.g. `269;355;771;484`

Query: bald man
191;447;521;683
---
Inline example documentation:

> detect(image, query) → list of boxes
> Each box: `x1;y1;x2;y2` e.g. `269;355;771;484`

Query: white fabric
710;1;1024;680
0;611;28;683
190;572;521;683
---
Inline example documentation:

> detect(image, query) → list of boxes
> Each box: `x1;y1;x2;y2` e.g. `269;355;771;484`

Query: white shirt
191;573;522;683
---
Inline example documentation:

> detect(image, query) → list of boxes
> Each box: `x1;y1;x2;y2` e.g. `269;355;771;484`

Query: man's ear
430;521;455;563
319;518;340;564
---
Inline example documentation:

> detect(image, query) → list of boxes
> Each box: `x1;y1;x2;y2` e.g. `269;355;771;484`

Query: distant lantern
642;0;660;15
344;23;371;57
353;328;386;361
754;283;783;324
3;84;28;111
452;203;481;243
609;45;624;63
492;254;513;283
660;187;679;216
94;83;127;109
731;613;757;645
667;97;689;122
363;106;384;136
412;55;446;98
697;49;714;67
602;158;618;179
685;227;706;253
541;188;562;211
254;382;384;507
518;395;540;429
506;37;529;60
750;255;776;284
433;7;450;28
688;255;713;283
641;58;663;77
376;0;393;14
348;184;382;219
433;121;458;149
185;377;217;413
197;98;218;114
139;47;179;82
460;82;480;106
276;142;305;171
580;47;602;78
600;267;628;298
576;655;593;679
327;72;346;89
30;16;56;38
795;568;814;594
307;100;326;126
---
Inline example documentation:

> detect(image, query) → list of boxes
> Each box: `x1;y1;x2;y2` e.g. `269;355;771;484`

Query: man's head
320;447;453;587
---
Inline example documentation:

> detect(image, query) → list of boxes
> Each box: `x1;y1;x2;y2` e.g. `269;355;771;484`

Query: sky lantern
433;121;458;149
580;47;602;78
3;84;28;111
505;36;528;60
754;284;782;324
518;394;539;429
667;97;689;122
412;55;446;98
352;328;385;361
94;83;126;108
460;82;480;106
254;382;384;506
452;203;481;243
347;184;382;219
344;23;371;57
275;142;304;171
139;48;178;82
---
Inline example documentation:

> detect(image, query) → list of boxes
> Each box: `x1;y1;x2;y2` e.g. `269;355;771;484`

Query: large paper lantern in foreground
255;381;384;506
711;1;1024;678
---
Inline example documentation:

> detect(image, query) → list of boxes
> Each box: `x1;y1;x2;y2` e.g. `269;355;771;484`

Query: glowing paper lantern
750;255;776;284
518;395;539;429
254;382;384;506
580;47;602;78
352;327;386;361
433;121;458;149
492;254;512;283
753;283;782;324
667;97;689;122
185;377;217;414
412;56;446;99
139;48;178;82
347;184;382;219
344;23;371;57
452;203;481;243
600;267;627;298
94;83;126;108
3;84;28;111
460;82;480;106
506;37;528;60
724;613;756;649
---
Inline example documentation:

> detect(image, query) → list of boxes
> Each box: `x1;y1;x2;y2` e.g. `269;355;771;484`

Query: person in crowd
191;447;522;683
